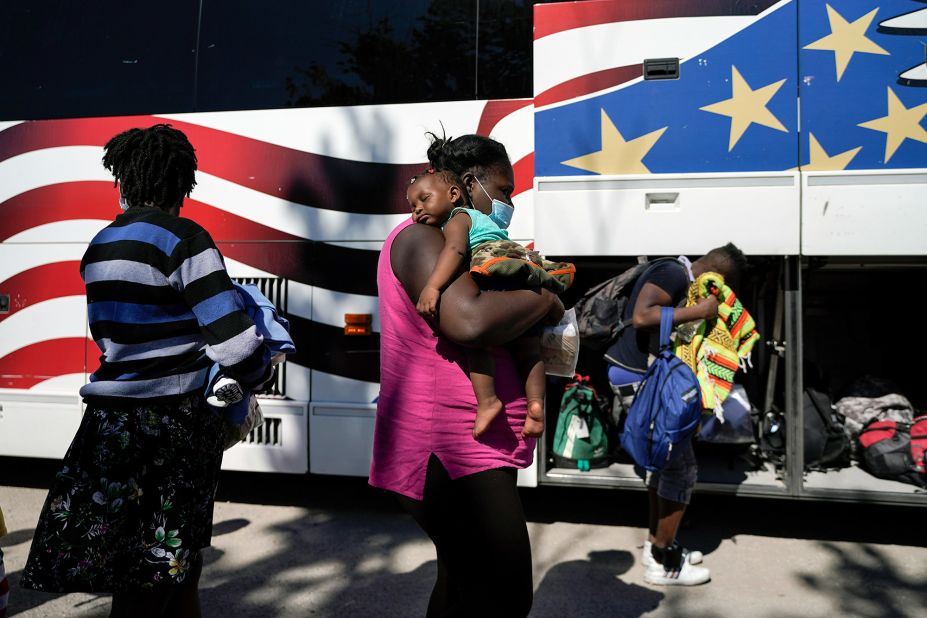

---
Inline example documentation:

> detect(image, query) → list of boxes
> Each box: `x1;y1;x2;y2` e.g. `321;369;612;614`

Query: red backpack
857;415;927;488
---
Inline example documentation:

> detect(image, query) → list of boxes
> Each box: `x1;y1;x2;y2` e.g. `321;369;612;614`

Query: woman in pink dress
370;134;562;616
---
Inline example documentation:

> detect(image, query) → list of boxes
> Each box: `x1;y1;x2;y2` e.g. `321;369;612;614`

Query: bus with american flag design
1;0;925;505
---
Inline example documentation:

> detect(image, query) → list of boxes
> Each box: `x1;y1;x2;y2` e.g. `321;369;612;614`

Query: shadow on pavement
0;529;34;548
212;518;250;536
532;550;662;617
197;508;436;617
3;458;926;616
796;542;927;618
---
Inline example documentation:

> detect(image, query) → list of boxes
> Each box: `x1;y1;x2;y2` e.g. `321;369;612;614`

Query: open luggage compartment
538;256;927;505
798;258;927;504
539;256;792;499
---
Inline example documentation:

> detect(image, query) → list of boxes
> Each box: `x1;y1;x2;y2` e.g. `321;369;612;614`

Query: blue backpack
620;307;702;472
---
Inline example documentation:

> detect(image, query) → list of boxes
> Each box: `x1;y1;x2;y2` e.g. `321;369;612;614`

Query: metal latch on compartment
643;58;680;80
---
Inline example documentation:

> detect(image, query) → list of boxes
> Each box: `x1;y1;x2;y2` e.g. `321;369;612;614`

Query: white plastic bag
223;396;264;450
541;307;579;377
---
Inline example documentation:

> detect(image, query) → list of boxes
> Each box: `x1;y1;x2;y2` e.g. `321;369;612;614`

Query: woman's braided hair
102;124;197;210
425;131;510;181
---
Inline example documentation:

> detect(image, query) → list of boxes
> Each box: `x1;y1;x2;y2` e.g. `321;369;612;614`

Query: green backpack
551;375;610;471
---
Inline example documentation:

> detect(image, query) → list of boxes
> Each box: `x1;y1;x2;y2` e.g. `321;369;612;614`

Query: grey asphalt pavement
1;460;925;617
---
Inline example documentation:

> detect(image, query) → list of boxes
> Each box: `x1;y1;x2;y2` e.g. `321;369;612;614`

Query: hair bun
426;132;452;170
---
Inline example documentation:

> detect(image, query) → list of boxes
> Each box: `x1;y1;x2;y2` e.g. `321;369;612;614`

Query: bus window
475;0;534;100
196;0;478;112
0;0;198;121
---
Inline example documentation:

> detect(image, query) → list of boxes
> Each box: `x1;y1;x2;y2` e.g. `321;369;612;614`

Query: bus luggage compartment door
801;170;927;256
534;173;800;256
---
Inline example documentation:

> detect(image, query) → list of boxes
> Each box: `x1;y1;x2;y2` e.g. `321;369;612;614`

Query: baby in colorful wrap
411;168;574;438
674;271;761;420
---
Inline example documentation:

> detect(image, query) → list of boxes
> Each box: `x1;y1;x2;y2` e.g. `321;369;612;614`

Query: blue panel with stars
535;1;798;176
800;0;927;170
535;0;927;177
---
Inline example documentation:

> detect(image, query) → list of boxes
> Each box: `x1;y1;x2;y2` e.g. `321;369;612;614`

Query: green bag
551;375;610;471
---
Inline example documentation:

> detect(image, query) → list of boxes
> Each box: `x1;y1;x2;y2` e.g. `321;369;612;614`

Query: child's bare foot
522;399;545;438
473;397;504;438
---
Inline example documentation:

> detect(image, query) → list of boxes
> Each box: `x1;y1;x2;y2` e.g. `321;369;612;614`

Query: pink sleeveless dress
369;220;534;500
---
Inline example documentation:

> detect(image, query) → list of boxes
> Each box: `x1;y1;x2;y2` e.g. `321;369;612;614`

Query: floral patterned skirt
21;395;224;593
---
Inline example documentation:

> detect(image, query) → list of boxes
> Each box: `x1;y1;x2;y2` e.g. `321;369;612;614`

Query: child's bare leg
467;347;503;438
512;335;545;438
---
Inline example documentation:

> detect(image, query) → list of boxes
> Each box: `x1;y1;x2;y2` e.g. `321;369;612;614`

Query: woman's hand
543;290;565;325
392;224;560;347
417;286;441;317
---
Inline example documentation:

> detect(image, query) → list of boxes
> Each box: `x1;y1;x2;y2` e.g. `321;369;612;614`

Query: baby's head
407;168;467;226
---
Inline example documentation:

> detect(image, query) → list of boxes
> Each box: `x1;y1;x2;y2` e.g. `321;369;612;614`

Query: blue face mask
489;199;514;230
119;195;130;211
474;176;515;230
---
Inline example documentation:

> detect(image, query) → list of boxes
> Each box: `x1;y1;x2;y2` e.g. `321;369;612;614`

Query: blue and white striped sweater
79;208;271;402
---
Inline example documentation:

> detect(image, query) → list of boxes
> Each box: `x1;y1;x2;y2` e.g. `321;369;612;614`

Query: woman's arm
417;213;470;317
631;282;718;331
175;230;272;389
392;224;563;347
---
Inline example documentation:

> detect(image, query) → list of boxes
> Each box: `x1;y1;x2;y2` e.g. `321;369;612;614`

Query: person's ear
448;184;462;206
461;172;476;196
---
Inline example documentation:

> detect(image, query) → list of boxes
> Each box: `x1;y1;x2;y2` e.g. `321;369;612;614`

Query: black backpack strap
805;388;837;428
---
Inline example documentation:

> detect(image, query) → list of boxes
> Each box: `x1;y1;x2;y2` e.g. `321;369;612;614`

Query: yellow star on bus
858;87;927;163
803;5;888;81
700;66;788;151
800;133;861;171
561;109;667;175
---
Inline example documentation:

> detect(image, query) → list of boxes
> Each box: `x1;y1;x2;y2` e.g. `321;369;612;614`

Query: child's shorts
608;365;698;505
469;240;575;293
645;440;698;505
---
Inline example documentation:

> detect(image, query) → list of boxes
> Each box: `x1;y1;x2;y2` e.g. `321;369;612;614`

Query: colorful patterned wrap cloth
673;272;761;415
469;239;575;294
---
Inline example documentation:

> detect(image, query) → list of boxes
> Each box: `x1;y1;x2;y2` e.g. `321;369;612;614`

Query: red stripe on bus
512;153;534;199
182;199;302;243
0;115;520;216
0;182;117;242
0;338;91;389
0;262;83;324
535;65;643;108
0;181;304;244
533;0;777;40
476;99;532;139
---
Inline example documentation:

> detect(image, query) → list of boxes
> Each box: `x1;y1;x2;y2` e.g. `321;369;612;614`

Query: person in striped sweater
21;125;271;616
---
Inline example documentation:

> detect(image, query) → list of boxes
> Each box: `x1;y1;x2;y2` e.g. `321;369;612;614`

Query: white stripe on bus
156;100;491;164
533;16;755;107
0;296;87;359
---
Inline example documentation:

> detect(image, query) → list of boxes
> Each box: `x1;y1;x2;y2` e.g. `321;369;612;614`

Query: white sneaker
644;560;711;586
642;540;703;569
206;377;244;408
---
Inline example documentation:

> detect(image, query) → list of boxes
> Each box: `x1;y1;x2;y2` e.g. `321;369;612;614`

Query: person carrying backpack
605;243;747;586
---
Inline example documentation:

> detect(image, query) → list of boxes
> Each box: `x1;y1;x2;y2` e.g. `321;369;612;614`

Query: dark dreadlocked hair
102;124;197;210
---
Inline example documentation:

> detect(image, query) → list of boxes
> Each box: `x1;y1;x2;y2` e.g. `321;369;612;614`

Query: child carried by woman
409;166;574;438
